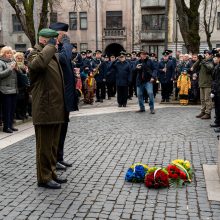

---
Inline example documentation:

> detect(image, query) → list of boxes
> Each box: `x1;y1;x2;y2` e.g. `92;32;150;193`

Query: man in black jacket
135;50;157;113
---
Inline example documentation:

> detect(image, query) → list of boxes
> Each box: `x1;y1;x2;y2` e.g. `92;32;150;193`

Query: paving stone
0;105;220;219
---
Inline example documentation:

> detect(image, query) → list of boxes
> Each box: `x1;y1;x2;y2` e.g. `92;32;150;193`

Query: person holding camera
192;50;214;119
134;50;157;113
210;53;220;131
28;28;66;189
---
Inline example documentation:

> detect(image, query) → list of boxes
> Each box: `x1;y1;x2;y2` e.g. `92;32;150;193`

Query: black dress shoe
38;180;61;189
214;128;220;133
11;127;18;131
56;162;66;171
3;128;13;133
210;124;220;128
118;104;122;107
54;177;67;184
59;160;72;167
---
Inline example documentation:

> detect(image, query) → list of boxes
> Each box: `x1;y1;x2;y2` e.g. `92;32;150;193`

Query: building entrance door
104;43;125;57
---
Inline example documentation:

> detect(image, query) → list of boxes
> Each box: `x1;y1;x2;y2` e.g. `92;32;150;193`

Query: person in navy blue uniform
49;22;78;171
158;51;175;102
71;44;82;68
93;50;106;102
167;49;177;97
111;51;132;107
106;55;117;98
86;49;95;70
149;52;159;98
131;51;138;97
126;53;135;100
134;50;157;113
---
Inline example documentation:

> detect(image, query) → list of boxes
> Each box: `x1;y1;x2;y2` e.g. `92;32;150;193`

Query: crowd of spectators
1;42;220;133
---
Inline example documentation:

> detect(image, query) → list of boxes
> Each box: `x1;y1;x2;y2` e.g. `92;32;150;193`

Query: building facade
1;0;220;57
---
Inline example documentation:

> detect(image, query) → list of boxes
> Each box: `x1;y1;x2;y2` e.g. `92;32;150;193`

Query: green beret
38;28;59;38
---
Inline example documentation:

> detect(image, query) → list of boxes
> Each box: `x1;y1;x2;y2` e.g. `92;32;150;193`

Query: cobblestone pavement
0;97;220;220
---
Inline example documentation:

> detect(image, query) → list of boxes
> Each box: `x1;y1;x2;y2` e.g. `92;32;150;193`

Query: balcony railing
140;30;165;41
103;27;126;38
141;0;166;8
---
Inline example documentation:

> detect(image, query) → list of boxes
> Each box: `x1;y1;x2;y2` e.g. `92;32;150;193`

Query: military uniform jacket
158;59;175;84
111;60;132;86
28;44;65;125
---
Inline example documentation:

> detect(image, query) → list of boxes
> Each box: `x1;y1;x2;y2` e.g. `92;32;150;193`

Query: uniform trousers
57;112;70;162
96;82;106;100
35;124;62;183
117;86;128;106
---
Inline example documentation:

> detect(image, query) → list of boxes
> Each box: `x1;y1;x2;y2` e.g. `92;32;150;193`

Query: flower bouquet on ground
125;163;149;183
145;167;169;189
167;159;193;187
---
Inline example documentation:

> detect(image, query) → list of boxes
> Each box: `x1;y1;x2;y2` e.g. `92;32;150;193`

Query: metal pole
175;16;178;56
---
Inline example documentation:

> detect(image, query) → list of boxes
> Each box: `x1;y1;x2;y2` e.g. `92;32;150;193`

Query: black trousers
128;84;134;98
117;86;128;105
161;83;170;100
96;82;106;100
214;95;220;125
106;82;114;98
57;112;69;162
2;93;17;129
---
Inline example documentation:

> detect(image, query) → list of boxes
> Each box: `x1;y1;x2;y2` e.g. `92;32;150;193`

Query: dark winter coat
106;61;116;83
212;63;220;95
58;42;78;112
135;58;157;86
111;60;132;86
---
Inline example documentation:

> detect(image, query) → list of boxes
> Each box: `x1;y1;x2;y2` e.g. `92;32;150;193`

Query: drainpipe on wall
164;0;169;50
132;0;134;51
95;0;98;50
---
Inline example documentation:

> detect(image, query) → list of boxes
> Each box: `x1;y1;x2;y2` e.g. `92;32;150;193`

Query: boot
196;112;205;118
201;114;211;119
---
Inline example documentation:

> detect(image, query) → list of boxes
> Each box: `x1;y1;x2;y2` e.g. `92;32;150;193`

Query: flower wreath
145;167;169;189
166;159;193;187
125;163;149;183
125;159;193;189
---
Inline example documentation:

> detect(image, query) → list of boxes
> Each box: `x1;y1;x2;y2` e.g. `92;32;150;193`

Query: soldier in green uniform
28;28;67;189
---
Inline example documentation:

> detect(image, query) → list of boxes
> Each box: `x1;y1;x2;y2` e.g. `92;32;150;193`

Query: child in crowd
84;71;96;104
190;73;199;104
177;69;191;105
74;68;82;98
